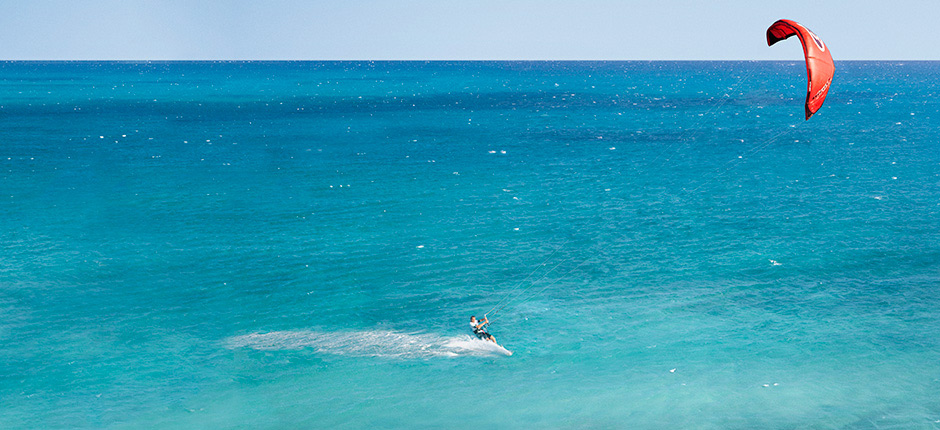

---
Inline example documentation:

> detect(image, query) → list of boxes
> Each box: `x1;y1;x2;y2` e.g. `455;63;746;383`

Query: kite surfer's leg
475;330;497;343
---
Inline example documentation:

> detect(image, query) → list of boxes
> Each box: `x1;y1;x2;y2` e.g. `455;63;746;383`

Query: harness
472;322;490;339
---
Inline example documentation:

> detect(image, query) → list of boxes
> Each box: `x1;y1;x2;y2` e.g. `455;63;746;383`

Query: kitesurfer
469;315;497;344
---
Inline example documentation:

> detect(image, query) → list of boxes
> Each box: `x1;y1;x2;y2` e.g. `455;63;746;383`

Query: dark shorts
473;330;492;340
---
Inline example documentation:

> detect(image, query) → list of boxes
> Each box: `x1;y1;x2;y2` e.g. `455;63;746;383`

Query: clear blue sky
0;0;935;60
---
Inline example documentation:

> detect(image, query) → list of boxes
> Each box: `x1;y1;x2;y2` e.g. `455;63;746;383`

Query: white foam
226;330;511;359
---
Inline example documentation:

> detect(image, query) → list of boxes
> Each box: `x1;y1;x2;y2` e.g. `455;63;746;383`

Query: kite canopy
766;19;834;120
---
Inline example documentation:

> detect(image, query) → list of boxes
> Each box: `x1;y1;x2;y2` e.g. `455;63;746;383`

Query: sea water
1;61;938;429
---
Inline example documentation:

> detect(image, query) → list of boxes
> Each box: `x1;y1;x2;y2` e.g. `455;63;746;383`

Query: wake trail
226;330;511;359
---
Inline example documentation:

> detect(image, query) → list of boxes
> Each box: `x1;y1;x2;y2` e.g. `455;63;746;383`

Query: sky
0;0;936;61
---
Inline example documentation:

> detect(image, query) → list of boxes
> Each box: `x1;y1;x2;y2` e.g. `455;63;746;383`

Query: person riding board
469;315;497;344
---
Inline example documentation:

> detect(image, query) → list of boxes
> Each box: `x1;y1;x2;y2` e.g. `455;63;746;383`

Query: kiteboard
492;344;513;356
477;336;512;356
474;336;513;356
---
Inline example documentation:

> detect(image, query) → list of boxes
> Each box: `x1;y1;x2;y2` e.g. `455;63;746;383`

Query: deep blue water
1;61;939;429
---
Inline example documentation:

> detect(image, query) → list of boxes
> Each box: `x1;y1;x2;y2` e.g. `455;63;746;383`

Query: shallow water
1;61;939;429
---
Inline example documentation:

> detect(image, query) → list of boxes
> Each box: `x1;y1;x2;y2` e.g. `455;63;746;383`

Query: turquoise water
2;61;939;428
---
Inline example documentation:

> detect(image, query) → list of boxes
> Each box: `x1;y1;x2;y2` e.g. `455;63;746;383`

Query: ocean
1;61;938;429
